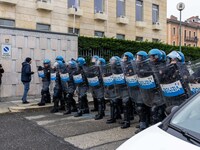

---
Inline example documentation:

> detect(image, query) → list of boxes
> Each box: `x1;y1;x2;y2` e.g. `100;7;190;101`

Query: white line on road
64;126;136;149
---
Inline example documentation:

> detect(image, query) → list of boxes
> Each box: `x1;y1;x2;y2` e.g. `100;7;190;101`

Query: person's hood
22;62;29;66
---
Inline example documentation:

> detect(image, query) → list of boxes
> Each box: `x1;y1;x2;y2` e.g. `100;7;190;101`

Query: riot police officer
106;56;123;124
63;60;77;115
37;59;51;106
161;51;190;113
148;49;166;124
135;51;150;133
50;56;64;113
121;52;135;129
91;55;100;112
73;57;89;117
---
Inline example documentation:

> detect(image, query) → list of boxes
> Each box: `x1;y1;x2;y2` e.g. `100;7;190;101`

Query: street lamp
176;2;185;52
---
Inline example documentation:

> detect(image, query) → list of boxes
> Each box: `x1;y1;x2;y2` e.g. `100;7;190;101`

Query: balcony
36;0;53;11
68;7;83;17
116;16;129;25
136;21;146;28
94;12;107;21
184;36;198;43
0;0;18;5
152;22;161;30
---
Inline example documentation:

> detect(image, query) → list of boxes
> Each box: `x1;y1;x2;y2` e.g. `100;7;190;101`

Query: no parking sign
1;44;11;58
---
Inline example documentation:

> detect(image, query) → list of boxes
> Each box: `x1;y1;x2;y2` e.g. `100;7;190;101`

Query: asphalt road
0;113;80;150
0;106;138;150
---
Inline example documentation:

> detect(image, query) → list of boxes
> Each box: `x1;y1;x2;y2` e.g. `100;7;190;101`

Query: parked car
117;92;200;150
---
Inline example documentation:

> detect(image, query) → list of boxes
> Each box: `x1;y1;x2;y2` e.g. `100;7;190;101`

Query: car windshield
170;94;200;136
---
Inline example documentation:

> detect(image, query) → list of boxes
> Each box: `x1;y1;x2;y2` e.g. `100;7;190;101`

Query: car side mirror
165;106;179;116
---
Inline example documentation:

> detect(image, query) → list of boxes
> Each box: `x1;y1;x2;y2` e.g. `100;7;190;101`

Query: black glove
37;66;43;71
31;72;34;74
0;64;2;68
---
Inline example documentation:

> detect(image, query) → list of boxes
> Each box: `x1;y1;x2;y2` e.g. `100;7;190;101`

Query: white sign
1;44;11;58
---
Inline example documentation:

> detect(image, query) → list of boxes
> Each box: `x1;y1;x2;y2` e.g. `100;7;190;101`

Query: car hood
117;123;200;150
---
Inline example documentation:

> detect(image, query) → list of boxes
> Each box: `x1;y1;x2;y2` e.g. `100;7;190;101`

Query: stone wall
0;27;78;98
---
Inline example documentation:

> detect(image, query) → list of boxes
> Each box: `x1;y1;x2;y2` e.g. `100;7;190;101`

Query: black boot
38;94;45;106
106;101;116;124
82;95;89;114
63;96;71;115
91;97;98;112
74;97;83;117
74;110;82;117
59;97;65;111
50;98;59;113
71;98;77;112
95;98;105;120
121;102;131;129
45;92;51;103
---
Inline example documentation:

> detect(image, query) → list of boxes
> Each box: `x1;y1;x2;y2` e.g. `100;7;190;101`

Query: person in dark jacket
21;57;34;104
0;64;4;85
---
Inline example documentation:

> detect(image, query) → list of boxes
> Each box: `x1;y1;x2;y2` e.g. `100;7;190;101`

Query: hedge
78;36;200;62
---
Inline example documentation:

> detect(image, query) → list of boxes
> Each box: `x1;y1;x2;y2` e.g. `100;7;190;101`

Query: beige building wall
0;0;167;42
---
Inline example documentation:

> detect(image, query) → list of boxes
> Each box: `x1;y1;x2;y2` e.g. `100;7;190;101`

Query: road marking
25;115;46;120
64;126;136;149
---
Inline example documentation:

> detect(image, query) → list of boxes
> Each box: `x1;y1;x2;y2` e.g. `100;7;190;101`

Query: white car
117;93;200;150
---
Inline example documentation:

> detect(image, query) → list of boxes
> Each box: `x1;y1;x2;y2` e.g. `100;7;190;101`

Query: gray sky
167;0;200;21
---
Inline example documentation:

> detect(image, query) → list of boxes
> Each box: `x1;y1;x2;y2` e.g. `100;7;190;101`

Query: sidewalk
0;98;53;114
0;93;94;114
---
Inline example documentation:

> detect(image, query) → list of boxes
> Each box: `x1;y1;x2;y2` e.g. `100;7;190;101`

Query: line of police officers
37;49;200;134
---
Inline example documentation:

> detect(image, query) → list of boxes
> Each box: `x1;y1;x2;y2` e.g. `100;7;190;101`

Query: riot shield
122;61;143;104
136;60;165;107
100;64;119;100
159;63;190;107
111;63;129;100
187;59;200;94
84;65;104;99
37;66;45;78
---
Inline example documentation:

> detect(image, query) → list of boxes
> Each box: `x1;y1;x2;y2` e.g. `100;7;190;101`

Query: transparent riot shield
100;64;119;100
136;60;165;107
111;63;129;100
122;61;143;104
38;66;45;78
84;65;104;99
159;63;190;107
72;65;88;98
187;59;200;94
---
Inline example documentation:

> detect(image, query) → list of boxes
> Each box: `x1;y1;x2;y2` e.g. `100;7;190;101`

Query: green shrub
78;36;200;62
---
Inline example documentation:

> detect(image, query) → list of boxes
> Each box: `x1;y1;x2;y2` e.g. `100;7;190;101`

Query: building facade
0;0;167;42
167;15;200;47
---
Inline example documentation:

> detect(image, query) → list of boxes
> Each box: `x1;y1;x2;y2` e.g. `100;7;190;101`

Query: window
94;0;104;13
94;31;104;37
173;41;175;46
184;43;186;46
188;44;191;47
116;34;125;40
68;27;80;35
0;19;15;27
117;0;125;17
184;30;187;38
36;23;50;31
135;36;143;41
194;32;196;37
152;4;159;24
189;31;191;38
152;38;159;42
136;0;143;21
194;44;196;47
68;0;80;8
173;27;176;35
